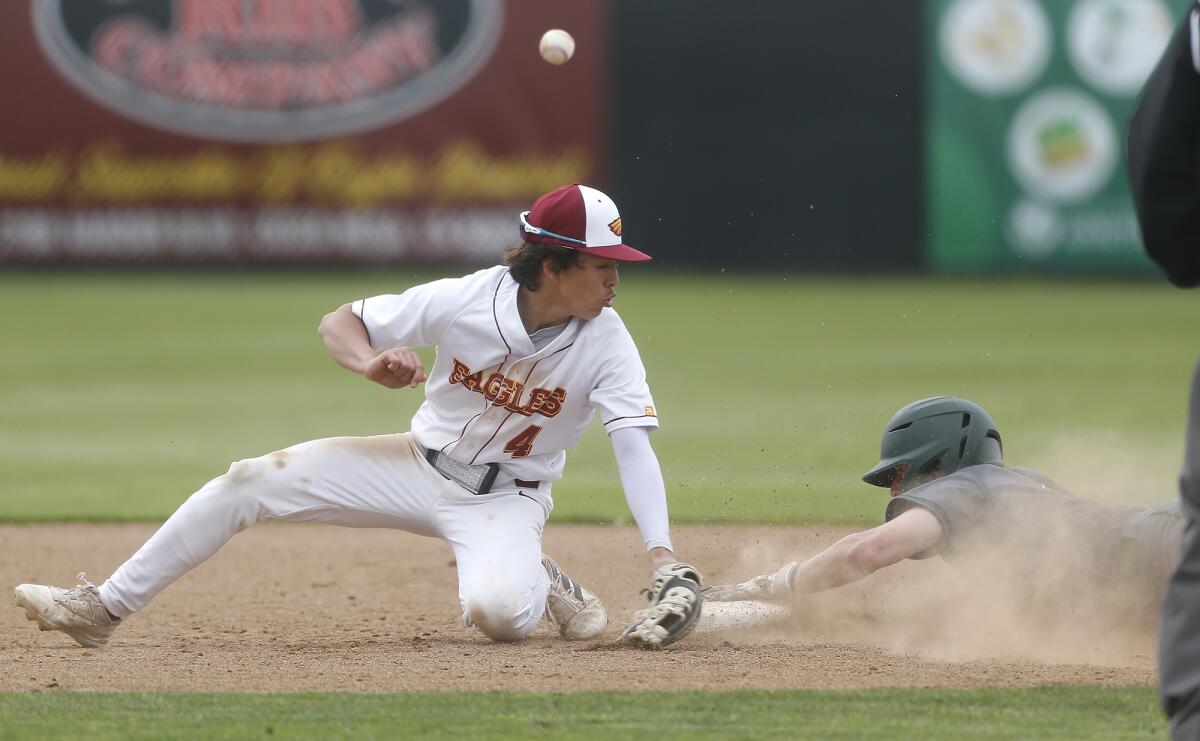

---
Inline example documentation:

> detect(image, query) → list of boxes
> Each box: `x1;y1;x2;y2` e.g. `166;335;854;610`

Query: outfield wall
0;0;1177;274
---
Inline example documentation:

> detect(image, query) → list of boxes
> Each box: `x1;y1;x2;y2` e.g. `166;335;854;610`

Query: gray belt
423;447;541;495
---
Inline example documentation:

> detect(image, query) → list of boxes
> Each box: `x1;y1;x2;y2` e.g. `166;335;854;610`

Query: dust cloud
1025;431;1181;508
705;511;1174;668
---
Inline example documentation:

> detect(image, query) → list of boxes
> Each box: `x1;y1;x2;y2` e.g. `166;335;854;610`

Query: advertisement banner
926;0;1184;273
0;0;605;264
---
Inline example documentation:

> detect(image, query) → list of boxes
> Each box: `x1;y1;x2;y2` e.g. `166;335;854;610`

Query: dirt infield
1;523;1157;692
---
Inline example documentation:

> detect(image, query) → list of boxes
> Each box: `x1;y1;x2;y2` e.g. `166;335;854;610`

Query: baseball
539;29;575;65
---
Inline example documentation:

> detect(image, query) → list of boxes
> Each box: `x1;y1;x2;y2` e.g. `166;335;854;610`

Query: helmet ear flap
916;458;941;481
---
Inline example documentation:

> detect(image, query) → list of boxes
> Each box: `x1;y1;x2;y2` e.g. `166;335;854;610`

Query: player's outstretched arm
705;507;944;602
318;304;428;389
790;507;942;594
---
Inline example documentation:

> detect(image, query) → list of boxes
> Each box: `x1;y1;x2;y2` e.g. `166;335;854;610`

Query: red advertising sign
1;0;606;263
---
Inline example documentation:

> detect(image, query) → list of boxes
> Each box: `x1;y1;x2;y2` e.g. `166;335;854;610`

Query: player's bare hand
362;347;427;389
702;562;797;602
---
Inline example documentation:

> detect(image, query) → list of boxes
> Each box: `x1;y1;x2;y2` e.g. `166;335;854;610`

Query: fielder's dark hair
504;242;581;291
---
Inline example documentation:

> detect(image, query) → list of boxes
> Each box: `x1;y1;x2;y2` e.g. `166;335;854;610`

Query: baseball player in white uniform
15;183;702;648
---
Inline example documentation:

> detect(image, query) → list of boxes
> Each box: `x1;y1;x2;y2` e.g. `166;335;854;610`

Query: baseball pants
98;433;553;641
1161;359;1200;738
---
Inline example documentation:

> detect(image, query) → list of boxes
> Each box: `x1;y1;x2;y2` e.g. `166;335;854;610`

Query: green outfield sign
927;0;1186;274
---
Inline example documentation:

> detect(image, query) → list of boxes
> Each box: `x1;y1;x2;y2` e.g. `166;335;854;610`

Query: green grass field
2;271;1193;736
0;687;1167;739
1;270;1195;522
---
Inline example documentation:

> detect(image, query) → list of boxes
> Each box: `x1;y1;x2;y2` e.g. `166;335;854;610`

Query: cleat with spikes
541;555;607;640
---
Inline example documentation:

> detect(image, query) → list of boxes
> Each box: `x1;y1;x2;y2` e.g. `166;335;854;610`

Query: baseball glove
621;562;703;649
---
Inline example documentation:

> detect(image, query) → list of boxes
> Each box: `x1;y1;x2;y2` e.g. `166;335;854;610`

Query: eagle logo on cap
608;218;622;237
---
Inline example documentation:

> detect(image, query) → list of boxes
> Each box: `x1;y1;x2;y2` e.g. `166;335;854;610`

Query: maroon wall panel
0;0;607;264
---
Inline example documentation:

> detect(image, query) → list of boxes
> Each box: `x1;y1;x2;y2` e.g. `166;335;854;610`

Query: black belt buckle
476;462;500;496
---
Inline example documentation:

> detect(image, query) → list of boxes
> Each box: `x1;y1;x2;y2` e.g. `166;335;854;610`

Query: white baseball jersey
351;265;659;486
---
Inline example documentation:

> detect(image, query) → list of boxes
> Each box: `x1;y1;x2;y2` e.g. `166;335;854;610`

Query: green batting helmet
862;396;1003;492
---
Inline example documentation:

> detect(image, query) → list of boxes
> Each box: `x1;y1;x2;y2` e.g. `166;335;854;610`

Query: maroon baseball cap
518;183;651;262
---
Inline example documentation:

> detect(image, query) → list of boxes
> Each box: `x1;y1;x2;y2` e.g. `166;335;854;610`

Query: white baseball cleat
14;572;119;648
541;555;608;640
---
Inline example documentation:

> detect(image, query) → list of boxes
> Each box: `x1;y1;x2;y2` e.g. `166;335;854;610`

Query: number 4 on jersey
504;425;543;458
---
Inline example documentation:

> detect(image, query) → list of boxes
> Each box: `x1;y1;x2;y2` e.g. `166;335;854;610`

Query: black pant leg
1161;359;1200;739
